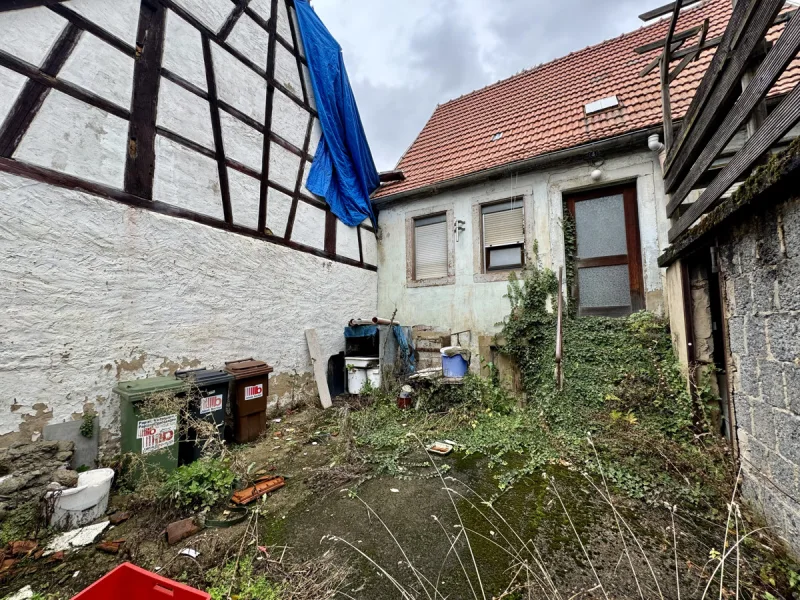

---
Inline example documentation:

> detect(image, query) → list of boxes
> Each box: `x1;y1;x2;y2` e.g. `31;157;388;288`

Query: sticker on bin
136;415;177;454
201;394;224;414
245;384;264;401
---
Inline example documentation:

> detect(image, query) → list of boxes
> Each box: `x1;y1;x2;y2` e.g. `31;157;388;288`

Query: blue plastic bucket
442;354;469;378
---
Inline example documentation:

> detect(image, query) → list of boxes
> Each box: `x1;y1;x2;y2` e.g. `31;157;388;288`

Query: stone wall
719;194;800;554
0;441;75;515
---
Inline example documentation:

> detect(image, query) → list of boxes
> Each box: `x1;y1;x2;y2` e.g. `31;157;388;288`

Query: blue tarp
294;1;380;227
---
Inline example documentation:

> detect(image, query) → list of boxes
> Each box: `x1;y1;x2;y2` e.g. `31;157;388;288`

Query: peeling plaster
0;173;377;440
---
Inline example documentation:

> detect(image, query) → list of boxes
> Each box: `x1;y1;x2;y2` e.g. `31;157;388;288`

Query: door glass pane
574;194;628;258
578;265;631;308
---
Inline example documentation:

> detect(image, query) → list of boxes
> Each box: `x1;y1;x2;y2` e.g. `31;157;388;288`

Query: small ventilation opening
584;96;619;115
491;132;503;142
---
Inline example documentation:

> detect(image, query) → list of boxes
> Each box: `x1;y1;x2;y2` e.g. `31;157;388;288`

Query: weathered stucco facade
375;148;670;362
0;0;377;446
720;195;800;553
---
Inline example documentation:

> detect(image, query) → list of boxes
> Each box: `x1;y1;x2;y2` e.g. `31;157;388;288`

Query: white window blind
415;216;448;280
483;204;524;247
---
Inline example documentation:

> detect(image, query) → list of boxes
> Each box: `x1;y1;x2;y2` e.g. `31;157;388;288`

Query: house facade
0;0;378;447
373;0;736;366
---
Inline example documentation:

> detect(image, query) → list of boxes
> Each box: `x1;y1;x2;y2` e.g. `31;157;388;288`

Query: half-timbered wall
0;0;378;447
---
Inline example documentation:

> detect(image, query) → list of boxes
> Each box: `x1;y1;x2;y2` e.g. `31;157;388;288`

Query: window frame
472;196;528;283
405;206;455;288
565;184;644;317
481;198;526;273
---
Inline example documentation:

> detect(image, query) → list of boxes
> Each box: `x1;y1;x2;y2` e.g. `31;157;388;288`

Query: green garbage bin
115;377;189;475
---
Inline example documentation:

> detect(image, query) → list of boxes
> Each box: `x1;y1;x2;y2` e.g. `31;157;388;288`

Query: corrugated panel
415;221;448;279
484;207;524;247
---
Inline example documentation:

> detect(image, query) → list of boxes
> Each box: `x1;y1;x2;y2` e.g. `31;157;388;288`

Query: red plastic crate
72;562;210;599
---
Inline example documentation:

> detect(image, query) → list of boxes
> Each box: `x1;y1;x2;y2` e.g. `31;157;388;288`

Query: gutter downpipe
372;127;663;208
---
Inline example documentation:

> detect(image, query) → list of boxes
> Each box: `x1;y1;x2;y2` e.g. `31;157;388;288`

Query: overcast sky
313;0;670;171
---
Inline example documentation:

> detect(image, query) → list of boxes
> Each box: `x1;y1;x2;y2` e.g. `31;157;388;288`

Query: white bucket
46;468;114;530
367;368;382;389
347;367;368;394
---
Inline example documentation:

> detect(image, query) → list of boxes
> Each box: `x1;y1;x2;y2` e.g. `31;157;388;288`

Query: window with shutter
414;214;448;280
482;199;525;272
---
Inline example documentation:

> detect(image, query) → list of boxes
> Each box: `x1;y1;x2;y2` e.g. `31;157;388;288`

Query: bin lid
113;376;188;402
224;359;274;379
175;368;234;386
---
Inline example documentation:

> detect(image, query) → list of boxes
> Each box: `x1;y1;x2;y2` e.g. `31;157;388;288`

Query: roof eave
372;127;663;208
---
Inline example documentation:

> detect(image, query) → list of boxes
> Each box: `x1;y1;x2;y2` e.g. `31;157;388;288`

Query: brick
751;400;777;450
756;207;783;265
727;316;746;356
783;198;800;260
767;314;800;362
759;360;786;409
734;394;753;434
786;363;800;416
737;356;760;397
777;413;800;464
777;259;800;312
731;276;753;315
751;266;779;314
769;452;799;496
746;315;767;358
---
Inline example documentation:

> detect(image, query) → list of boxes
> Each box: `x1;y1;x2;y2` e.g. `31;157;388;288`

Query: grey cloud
330;0;666;171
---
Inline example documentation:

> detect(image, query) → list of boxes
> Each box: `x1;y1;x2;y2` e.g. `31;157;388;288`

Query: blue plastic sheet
393;325;416;374
294;1;379;227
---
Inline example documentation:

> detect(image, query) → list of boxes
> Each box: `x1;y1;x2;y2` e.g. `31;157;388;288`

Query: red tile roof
374;0;796;199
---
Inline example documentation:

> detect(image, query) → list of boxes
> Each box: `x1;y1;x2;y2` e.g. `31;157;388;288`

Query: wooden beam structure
663;0;784;188
661;0;683;150
639;0;703;22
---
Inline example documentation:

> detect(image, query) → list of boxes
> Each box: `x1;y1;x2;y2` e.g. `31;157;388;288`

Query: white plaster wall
362;229;378;267
275;44;302;98
292;202;326;249
14;91;128;189
302;65;316;111
269;141;301;190
171;0;232;33
267;187;293;237
220;111;264;172
376;150;669;357
65;0;140;45
337;220;360;261
291;6;306;58
0;172;377;439
228;168;260;230
0;67;27;125
163;10;207;92
153;134;224;219
0;7;65;67
59;33;135;110
227;14;269;68
157;78;214;150
308;118;322;157
249;0;271;22
276;0;293;42
272;90;309;150
212;43;267;124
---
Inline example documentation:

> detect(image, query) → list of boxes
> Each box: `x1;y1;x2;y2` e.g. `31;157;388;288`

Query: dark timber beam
49;3;136;58
285;115;315;240
324;210;336;255
661;0;683;150
666;12;800;214
284;0;309;106
0;23;81;157
218;0;251;40
124;1;166;199
202;34;233;224
0;157;376;272
668;82;800;242
664;0;784;185
0;0;68;12
258;0;279;233
639;0;703;22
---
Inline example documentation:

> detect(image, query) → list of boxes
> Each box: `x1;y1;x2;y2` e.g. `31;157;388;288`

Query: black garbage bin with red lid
224;359;274;443
176;368;234;463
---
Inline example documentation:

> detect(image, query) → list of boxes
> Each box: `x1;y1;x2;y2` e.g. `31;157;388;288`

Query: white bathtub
46;468;115;530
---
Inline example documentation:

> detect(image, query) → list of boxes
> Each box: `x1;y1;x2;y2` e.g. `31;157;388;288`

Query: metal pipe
372;317;394;325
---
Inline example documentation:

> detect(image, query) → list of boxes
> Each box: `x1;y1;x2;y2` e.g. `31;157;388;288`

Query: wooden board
305;328;333;409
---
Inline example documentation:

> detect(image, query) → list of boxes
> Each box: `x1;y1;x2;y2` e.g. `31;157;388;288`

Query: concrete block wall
719;195;800;554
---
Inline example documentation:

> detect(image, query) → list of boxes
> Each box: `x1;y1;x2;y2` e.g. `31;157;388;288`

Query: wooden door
566;184;644;317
